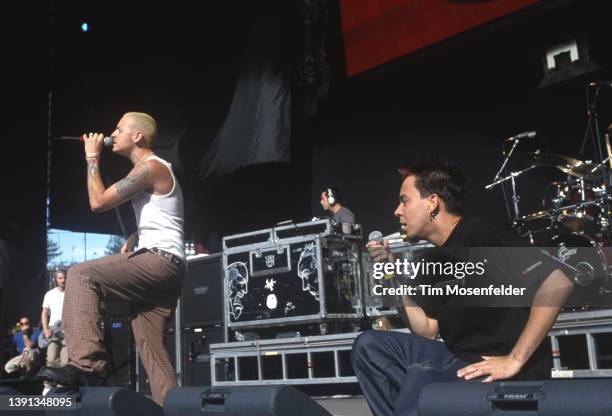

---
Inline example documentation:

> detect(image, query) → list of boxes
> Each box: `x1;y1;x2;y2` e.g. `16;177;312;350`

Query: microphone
505;131;536;143
55;136;113;147
368;230;404;244
589;81;612;88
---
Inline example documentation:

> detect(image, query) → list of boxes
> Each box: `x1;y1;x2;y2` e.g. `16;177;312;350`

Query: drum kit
513;151;611;235
487;132;612;310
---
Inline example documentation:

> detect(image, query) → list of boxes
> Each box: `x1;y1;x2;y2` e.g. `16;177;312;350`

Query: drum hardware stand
519;224;555;243
554;198;605;214
588;155;612;176
522;230;535;245
487;165;537;223
580;83;609;182
490;136;522;222
493;137;520;182
578;83;612;239
587;156;612;238
579;176;587;200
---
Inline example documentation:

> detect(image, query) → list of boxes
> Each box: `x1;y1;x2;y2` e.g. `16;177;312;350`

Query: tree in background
105;235;125;255
47;238;62;264
47;238;75;270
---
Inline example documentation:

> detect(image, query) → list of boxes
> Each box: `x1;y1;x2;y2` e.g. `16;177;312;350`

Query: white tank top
132;155;185;260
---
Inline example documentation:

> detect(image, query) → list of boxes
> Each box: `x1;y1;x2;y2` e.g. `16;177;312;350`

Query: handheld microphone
505;131;536;143
55;136;113;147
368;230;404;244
589;81;612;88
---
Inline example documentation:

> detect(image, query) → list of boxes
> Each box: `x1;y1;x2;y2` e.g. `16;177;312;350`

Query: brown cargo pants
63;249;184;406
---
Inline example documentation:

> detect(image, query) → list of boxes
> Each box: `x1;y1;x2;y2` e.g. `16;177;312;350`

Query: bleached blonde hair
124;112;158;148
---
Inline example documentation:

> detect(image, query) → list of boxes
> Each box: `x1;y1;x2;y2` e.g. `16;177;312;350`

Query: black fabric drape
196;0;292;180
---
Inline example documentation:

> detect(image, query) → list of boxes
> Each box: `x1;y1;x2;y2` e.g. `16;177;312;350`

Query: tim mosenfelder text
371;259;526;297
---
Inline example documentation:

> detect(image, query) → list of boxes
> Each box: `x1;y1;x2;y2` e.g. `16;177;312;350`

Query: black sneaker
37;365;106;387
19;370;34;380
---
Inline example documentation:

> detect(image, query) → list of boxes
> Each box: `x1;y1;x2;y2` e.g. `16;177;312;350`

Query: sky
48;228;117;267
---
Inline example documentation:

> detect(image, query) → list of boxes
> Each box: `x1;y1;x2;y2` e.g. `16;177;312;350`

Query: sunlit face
19;318;31;332
55;272;66;290
320;192;331;211
110;115;139;155
394;176;432;240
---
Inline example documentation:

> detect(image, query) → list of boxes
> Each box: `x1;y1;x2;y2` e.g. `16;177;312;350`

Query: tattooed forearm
115;164;150;199
87;158;99;180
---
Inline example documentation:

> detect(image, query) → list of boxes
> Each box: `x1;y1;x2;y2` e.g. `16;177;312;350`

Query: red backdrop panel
340;0;542;76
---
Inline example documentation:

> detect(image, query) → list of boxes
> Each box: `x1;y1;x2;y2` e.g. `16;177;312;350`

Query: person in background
40;269;68;394
4;315;41;379
320;186;356;224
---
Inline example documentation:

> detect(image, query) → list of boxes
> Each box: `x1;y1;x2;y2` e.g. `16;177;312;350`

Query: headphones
326;187;337;206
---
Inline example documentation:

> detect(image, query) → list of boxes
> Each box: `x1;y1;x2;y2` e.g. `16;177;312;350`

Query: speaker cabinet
418;379;612;416
45;386;163;416
182;326;225;387
137;325;225;393
164;385;332;416
137;329;175;394
182;254;224;327
104;315;135;388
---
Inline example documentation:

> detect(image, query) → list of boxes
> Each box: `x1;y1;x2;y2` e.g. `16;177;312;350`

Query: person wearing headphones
320;186;356;224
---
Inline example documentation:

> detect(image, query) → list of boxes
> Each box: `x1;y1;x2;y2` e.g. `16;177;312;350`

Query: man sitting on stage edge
38;112;185;407
352;159;574;416
4;315;41;378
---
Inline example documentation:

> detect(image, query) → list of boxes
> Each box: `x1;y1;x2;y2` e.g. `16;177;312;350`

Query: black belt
149;247;184;267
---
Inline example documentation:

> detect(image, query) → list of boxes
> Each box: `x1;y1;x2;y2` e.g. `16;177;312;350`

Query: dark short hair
399;159;465;215
54;269;66;277
321;186;341;204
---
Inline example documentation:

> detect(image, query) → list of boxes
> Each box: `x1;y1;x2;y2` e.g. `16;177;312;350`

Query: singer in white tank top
38;113;185;407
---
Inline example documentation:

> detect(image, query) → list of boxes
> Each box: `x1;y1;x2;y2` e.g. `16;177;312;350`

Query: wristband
85;153;99;159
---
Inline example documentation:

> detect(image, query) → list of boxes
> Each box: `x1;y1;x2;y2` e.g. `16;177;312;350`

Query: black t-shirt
422;217;557;379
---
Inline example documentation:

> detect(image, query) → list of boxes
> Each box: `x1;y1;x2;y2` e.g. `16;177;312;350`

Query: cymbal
512;152;581;169
557;161;601;178
517;210;553;222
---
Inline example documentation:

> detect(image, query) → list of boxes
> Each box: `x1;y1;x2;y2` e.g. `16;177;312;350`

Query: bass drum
548;232;611;310
560;183;603;232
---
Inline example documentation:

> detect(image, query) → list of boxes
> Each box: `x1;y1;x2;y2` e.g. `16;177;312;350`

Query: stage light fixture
81;22;89;33
538;37;601;89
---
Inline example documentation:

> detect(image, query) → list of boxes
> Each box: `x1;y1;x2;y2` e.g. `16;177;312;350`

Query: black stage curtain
196;0;292;180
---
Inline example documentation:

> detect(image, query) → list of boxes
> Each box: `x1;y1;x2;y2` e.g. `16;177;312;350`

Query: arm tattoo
115;163;151;199
87;158;99;180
